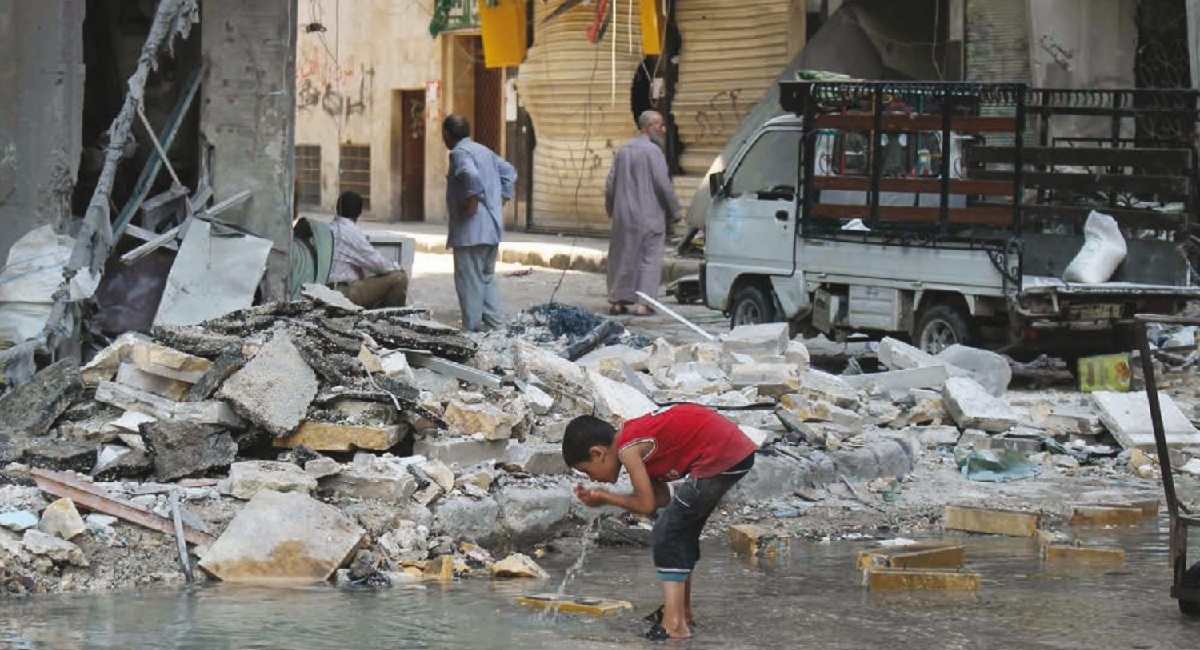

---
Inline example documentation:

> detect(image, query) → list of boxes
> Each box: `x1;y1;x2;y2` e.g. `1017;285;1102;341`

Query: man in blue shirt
442;114;517;332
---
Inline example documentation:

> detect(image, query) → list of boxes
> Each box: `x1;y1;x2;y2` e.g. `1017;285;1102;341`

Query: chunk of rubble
22;439;97;473
81;332;139;385
492;553;549;578
22;529;88;566
914;425;961;448
143;422;236;481
721;323;791;358
0;511;39;532
0;360;83;437
95;381;244;427
779;394;863;429
443;400;518;440
321;455;418;503
218;330;318;437
420;459;456;492
304;456;342;479
302;283;362;312
1092;391;1200;449
128;337;213;383
843;366;949;394
414;436;508;468
36;498;86;540
115;363;192;400
457;464;499;490
785;340;811;369
575;345;651;372
729;363;798;396
935;345;1012;397
588;370;656;424
198;490;365;582
521;383;555;415
942;377;1019;433
790;369;860;409
92;444;152;480
515;341;586;387
501;443;569;476
228;461;318;500
274;421;402;452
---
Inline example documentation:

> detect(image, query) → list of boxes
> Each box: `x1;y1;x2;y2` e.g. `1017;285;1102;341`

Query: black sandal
644;624;671;641
609;303;629;315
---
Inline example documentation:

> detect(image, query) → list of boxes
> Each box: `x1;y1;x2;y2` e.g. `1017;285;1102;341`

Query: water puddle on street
3;519;1199;650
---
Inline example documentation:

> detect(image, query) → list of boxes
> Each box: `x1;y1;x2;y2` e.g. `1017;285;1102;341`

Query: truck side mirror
709;171;726;197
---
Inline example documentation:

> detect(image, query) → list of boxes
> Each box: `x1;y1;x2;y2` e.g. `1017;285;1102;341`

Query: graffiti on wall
296;42;376;125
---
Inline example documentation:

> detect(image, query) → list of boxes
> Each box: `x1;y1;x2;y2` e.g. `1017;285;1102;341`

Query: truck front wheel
915;304;971;354
730;286;776;328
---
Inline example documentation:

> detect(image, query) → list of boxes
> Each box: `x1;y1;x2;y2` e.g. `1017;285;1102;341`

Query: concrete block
856;542;966;572
302;283;361;312
790;369;860;409
843;366;950;394
218;331;318;437
0;360;83;437
1044;544;1125;565
721;323;790;358
956;430;1043;455
81;333;139;385
575;345;651;372
501;444;569;475
115;363;191;400
443;400;518;440
944;505;1038;537
779;395;863;429
228;461;317;500
942;377;1019;432
916;426;962;448
433;495;501;544
597;358;657;398
867;569;981;591
128;338;213;383
728;524;791;557
522;384;556;415
1069;505;1144;526
96;381;244;428
1092;391;1200;450
729;363;798;395
785;340;811;369
199;490;365;583
492;553;549;578
878;337;948;372
935;344;1012;397
305;457;342;479
92;444;152;480
143;422;236;481
498;486;573;544
514;341;586;386
273;422;402;452
414;437;507;467
37;498;86;540
516;594;633;616
321;456;418;503
588;370;656;424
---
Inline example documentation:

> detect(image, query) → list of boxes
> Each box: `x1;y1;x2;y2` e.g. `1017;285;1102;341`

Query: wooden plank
970;170;1190;197
964;145;1194;169
810;203;1014;226
31;468;215;547
813;175;1013;195
814;113;1016;133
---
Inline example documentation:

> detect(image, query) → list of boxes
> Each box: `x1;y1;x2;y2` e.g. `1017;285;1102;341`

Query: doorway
392;89;426;221
472;37;504;153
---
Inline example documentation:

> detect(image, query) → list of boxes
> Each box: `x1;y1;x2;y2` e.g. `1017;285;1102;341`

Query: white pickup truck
702;81;1200;361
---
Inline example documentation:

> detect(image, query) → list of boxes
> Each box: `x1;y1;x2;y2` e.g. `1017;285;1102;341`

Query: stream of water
2;519;1199;649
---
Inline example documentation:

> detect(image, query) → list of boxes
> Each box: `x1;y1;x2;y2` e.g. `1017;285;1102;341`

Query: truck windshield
728;129;802;200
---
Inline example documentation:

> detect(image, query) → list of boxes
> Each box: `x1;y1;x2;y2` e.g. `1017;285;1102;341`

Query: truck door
707;128;802;277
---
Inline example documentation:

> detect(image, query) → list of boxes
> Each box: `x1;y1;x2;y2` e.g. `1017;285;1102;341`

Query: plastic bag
1062;211;1127;284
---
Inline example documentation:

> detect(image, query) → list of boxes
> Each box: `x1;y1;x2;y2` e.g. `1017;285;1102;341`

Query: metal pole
635;291;717;341
170;490;194;583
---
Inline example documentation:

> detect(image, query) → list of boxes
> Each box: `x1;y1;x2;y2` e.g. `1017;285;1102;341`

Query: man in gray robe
605;110;682;315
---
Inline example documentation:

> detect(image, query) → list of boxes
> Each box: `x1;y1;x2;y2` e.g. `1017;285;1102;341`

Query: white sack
0;225;74;343
1062;211;1127;284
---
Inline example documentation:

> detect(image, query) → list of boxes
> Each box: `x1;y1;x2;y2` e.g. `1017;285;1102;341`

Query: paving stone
217;330;318;437
273;422;402;452
143;422;236;481
22;529;88;566
943;505;1038;537
95;381;244;427
575;345;651;372
789;369;860;409
721;323;790;358
588;370;656;424
321;455;418;503
501;443;569;476
935;344;1012;397
942;377;1019;432
414;437;508;468
492;553;549;578
228;460;317;500
443;400;518;440
199;490;364;582
37;498;86;540
0;360;83;437
1092;391;1200;450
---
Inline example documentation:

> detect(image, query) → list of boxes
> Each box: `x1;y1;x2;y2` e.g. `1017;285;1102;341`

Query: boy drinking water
562;404;757;640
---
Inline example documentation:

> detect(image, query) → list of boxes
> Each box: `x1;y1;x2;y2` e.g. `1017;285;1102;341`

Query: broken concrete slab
414;437;508;468
942;377;1019;432
95;381;244;428
218;330;318;437
0;360;83;436
143;422;236;481
22;529;88;567
790;370;860;409
935;345;1012;397
729;363;798;396
433;495;501;545
22;439;98;474
228;461;317;500
501;444;569;476
81;333;140;385
575;344;651;372
956;430;1043;455
514;341;586;387
302;283;362;312
115;362;191;400
843;366;950;394
498;486;573;545
443;400;518;440
92;444;152;481
492;553;549;578
1092;391;1200;449
128;338;213;383
36;497;86;541
587;370;656;424
199;490;364;583
720;323;791;358
273;422;402;452
321;455;417;503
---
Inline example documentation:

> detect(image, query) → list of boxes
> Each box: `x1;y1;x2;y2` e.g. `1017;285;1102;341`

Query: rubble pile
1;301;1198;596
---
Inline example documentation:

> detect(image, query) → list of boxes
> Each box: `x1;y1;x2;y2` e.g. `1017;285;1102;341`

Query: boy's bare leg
661;581;693;639
684;575;694;624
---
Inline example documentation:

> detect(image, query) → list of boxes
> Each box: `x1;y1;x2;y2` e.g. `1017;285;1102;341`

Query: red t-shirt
614;404;757;481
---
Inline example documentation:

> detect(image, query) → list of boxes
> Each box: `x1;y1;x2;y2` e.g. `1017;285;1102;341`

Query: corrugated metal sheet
672;0;793;212
516;1;644;233
966;0;1030;83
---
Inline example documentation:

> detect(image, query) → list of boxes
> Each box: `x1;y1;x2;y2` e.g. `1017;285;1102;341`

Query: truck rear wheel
730;286;776;328
915;304;971;355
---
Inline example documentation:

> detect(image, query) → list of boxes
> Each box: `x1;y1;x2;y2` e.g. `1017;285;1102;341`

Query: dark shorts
652;453;755;582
